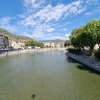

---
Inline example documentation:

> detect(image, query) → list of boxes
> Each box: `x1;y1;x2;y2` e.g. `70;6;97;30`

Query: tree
70;19;100;56
96;20;100;49
25;40;35;46
70;28;81;49
77;26;89;50
84;20;98;54
64;40;71;47
35;41;44;48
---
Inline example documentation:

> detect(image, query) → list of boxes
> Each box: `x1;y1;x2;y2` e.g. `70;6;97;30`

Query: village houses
0;34;26;49
9;38;26;49
43;42;64;48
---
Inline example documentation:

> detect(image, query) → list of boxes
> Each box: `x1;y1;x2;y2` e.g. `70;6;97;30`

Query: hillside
0;28;33;40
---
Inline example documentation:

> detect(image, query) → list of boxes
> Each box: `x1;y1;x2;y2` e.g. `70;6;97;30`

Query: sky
0;0;100;41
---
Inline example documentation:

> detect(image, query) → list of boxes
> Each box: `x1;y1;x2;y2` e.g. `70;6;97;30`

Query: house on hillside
0;35;9;48
9;38;26;49
43;42;55;48
55;42;64;48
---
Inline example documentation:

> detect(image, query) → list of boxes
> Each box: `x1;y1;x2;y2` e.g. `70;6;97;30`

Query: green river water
0;50;100;100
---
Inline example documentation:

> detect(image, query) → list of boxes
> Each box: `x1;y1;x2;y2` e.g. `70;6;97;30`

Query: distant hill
0;28;33;40
41;39;65;43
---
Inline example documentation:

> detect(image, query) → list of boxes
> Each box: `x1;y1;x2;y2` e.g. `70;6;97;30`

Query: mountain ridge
40;39;65;43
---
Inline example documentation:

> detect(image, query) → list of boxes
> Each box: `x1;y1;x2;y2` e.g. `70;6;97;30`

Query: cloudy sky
0;0;100;40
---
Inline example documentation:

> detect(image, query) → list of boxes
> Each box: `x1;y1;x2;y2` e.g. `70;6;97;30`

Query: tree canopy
25;40;44;48
64;40;71;47
70;19;100;53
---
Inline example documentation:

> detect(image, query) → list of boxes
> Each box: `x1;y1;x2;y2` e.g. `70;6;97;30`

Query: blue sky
0;0;100;40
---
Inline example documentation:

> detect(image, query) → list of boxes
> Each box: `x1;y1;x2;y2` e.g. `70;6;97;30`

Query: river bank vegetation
65;19;100;60
25;40;44;48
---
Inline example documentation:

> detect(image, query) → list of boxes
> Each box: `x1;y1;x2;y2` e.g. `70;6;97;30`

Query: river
0;50;100;100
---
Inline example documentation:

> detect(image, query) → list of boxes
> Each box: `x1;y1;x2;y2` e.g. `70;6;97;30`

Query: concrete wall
66;52;100;72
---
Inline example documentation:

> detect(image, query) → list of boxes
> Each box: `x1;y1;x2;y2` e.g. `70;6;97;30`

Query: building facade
9;38;25;49
43;42;55;48
0;35;9;48
43;42;64;48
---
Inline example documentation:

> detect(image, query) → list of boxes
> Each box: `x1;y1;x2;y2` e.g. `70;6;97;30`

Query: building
43;42;55;48
9;38;26;49
0;35;9;48
55;42;64;48
43;42;64;48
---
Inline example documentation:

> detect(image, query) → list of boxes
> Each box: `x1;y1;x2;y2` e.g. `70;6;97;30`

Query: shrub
68;48;81;55
94;50;100;60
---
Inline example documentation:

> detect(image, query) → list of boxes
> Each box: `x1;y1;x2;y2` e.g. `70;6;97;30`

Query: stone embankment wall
66;52;100;72
0;48;56;57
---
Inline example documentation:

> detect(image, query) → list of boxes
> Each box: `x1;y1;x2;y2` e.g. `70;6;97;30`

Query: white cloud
20;0;86;27
0;17;18;33
44;35;65;40
65;33;70;40
0;0;99;40
0;17;11;25
63;28;67;31
85;0;98;5
33;34;44;38
23;0;45;12
84;12;92;16
47;28;54;32
17;0;100;40
17;0;87;41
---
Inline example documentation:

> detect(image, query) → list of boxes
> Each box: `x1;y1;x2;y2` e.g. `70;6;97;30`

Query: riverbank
0;48;66;57
66;52;100;72
0;48;55;57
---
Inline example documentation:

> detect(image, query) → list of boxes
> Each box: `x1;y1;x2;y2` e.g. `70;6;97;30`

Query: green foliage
45;45;49;48
25;40;44;48
94;50;100;60
25;40;35;46
64;40;70;47
70;19;100;54
35;41;44;48
70;28;82;48
84;20;98;51
68;48;81;55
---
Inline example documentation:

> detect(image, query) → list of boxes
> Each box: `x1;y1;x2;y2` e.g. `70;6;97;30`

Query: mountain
41;39;65;43
0;28;33;40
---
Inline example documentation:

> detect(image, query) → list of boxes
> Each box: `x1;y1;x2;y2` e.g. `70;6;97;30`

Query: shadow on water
77;64;100;75
66;57;78;63
31;94;35;100
65;54;100;75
